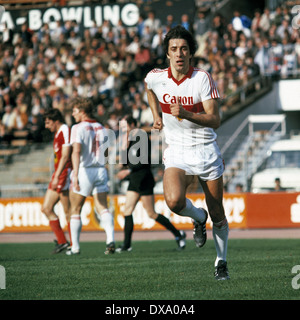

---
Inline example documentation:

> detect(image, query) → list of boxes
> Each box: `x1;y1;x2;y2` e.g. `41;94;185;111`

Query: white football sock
178;198;207;223
213;218;229;266
99;209;115;244
70;215;82;252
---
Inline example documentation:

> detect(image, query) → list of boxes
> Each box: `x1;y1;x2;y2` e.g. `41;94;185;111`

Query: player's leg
200;177;229;280
141;194;186;249
163;167;207;248
116;190;140;252
42;188;68;252
163;167;207;222
93;191;115;254
67;190;86;254
59;190;71;245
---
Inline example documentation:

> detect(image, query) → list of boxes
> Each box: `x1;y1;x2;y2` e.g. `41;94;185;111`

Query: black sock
124;215;134;248
155;214;181;238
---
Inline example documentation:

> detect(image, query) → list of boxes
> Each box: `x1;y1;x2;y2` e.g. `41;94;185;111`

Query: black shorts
127;169;155;196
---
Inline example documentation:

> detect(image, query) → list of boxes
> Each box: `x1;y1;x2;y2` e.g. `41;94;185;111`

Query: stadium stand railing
220;75;273;121
221;114;287;192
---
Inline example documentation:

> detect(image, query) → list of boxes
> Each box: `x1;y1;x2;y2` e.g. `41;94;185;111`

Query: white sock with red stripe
99;209;114;244
70;215;81;253
213;218;229;266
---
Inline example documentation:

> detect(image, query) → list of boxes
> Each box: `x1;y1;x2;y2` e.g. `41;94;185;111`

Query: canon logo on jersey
163;94;194;105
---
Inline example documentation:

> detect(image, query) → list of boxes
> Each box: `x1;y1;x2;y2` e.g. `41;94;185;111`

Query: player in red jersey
42;108;72;254
145;26;229;280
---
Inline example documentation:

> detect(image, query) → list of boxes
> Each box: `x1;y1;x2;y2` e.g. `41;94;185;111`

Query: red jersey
53;123;72;171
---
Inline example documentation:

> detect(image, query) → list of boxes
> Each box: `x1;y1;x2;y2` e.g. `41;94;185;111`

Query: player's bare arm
145;83;163;130
169;98;221;129
71;142;81;191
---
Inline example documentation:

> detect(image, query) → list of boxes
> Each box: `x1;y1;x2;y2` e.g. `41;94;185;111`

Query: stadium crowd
0;1;299;147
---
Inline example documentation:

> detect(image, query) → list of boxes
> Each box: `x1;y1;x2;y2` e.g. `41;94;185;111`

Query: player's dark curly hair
44;108;65;123
163;25;197;56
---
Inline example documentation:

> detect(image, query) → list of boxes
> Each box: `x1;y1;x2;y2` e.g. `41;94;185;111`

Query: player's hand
170;97;187;119
117;169;130;180
73;175;80;191
51;176;59;190
152;117;163;130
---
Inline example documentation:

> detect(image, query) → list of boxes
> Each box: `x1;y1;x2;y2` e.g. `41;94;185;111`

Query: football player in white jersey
145;25;229;280
66;97;115;255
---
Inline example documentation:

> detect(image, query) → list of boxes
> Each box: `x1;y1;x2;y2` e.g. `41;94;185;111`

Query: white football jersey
145;66;220;146
70;120;107;168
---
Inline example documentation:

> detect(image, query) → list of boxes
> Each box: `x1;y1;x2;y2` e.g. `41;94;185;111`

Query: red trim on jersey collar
84;119;97;123
167;66;194;85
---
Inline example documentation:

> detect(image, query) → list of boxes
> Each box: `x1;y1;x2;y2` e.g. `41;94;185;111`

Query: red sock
49;219;67;244
67;222;72;246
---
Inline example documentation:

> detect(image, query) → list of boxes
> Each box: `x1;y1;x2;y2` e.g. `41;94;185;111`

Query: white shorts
71;166;109;197
163;141;224;181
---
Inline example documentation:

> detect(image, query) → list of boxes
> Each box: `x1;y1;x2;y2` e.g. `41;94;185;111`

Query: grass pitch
0;238;299;300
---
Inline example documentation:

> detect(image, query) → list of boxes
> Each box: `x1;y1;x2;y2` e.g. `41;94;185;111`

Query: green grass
0;238;299;300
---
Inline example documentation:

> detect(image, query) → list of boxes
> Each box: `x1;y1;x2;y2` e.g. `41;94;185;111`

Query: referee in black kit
116;115;186;252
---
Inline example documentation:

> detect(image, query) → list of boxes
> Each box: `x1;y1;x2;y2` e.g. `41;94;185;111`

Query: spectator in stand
212;13;226;38
120;53;138;93
163;14;177;32
0;120;6;144
245;55;260;78
181;14;192;32
50;20;66;45
139;102;153;127
107;111;119;134
39;87;53;111
270;6;283;27
276;18;293;41
194;9;211;57
151;28;166;67
13;104;28;131
126;34;141;55
20;23;32;46
140;25;153;48
232;10;251;38
27;114;44;143
136;14;146;39
235;183;244;193
2;49;14;69
134;44;152;81
234;40;248;59
144;11;161;35
94;103;109;125
1;23;14;45
259;8;271;33
98;70;115;100
274;177;286;192
2;105;15;133
130;103;141;125
281;48;297;78
30;96;43;118
251;9;263;34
